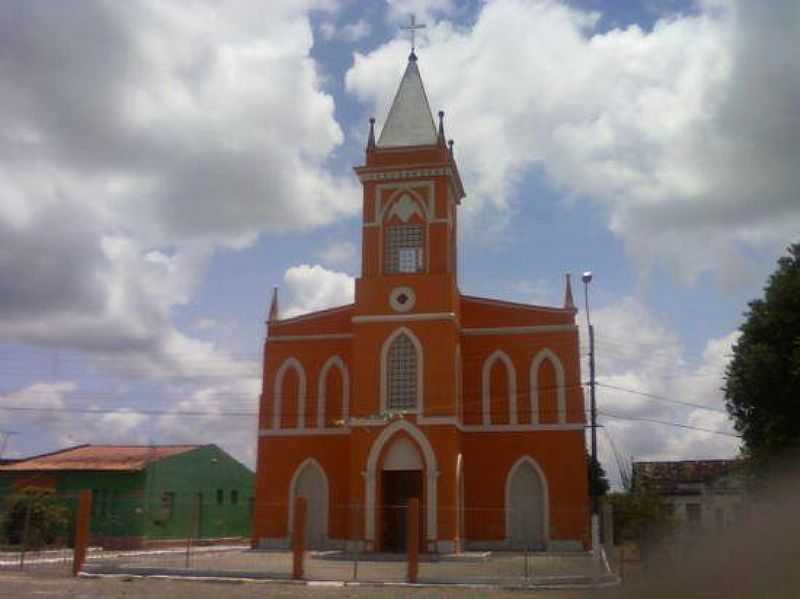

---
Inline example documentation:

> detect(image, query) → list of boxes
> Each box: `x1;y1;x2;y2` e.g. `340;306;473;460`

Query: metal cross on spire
401;14;426;56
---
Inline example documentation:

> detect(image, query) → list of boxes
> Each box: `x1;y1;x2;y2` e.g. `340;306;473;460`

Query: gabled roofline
461;294;576;314
3;444;90;466
269;302;356;327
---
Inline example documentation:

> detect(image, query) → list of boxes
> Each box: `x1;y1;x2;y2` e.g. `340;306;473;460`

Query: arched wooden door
507;460;546;550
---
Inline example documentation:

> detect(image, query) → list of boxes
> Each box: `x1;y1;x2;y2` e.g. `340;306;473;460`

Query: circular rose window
389;286;416;312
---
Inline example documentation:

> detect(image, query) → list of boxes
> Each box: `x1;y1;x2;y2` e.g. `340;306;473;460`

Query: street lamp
582;271;599;557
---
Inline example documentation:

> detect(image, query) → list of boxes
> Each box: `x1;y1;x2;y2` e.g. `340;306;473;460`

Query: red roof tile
632;459;743;494
0;444;201;472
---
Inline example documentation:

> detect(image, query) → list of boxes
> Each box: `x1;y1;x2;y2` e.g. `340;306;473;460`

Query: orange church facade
254;53;590;553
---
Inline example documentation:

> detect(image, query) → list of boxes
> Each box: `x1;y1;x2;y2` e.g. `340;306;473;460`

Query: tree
606;490;674;544
588;454;610;498
724;242;800;464
1;487;70;547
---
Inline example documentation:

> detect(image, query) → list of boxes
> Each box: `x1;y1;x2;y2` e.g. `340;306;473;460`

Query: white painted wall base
465;539;583;552
436;540;456;553
257;537;289;549
546;540;584;552
591;514;600;560
344;540;366;552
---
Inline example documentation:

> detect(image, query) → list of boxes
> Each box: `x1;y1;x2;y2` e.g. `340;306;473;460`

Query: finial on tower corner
564;273;576;310
448;139;454;157
437;111;445;145
268;285;280;324
367;117;376;151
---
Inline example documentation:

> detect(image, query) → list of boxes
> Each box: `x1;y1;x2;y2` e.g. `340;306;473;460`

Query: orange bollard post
407;497;419;583
292;496;307;580
72;490;92;576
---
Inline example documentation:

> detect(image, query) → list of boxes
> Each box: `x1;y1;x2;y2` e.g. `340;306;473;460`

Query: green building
0;444;253;548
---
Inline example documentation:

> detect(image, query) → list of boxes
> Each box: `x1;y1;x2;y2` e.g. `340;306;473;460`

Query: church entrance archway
506;457;548;550
365;420;439;552
290;459;328;549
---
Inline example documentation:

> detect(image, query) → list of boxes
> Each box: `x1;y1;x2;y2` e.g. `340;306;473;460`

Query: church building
253;51;590;553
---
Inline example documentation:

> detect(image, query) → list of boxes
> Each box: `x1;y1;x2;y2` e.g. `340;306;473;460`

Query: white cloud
347;0;800;282
341;19;372;42
156;377;261;467
315;241;358;268
0;2;358;382
386;0;456;25
584;299;740;486
282;264;355;318
319;21;337;40
320;19;372;43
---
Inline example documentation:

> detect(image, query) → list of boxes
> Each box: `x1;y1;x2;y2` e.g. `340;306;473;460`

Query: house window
230;490;239;505
216;489;224;505
387;333;417;410
384;224;424;274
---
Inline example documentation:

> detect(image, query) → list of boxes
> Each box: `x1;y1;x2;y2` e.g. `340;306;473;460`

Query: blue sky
1;0;798;483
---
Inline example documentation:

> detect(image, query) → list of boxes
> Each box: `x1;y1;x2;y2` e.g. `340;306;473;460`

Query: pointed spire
366;117;376;151
268;286;280;323
437;110;446;145
377;55;437;147
563;274;575;310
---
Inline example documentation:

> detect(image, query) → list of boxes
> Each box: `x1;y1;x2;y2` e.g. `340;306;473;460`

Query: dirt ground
0;571;605;599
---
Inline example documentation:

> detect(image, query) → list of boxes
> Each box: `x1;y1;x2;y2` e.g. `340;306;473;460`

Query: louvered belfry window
385;224;424;274
387;333;417;409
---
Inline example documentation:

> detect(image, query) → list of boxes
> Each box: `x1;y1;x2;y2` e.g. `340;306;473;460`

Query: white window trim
529;349;566;424
481;350;518;426
273;357;306;430
317;355;350;429
288;458;329;544
504;455;549;547
363;420;439;547
380;327;424;415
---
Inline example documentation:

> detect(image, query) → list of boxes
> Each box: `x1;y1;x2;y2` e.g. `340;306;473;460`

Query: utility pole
582;272;599;558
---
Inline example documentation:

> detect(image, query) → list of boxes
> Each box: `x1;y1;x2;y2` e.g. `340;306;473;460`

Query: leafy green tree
588;455;610;498
606;490;674;544
1;487;70;547
724;242;800;463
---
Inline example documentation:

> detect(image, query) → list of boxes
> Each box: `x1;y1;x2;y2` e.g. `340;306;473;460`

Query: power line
597;410;740;438
595;382;727;414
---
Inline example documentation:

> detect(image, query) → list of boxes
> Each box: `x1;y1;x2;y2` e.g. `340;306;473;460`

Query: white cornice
458;423;584;433
259;428;351;437
268;333;353;342
357;167;452;182
352;312;457;324
259;421;584;435
461;324;577;336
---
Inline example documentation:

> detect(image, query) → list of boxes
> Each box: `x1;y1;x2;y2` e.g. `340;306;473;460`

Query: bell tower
353;53;465;319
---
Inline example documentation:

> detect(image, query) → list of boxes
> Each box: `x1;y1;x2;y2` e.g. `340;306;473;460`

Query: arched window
387;333;417;409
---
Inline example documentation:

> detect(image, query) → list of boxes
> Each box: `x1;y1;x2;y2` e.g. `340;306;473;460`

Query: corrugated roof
377;56;437;147
632;459;742;494
0;444;201;472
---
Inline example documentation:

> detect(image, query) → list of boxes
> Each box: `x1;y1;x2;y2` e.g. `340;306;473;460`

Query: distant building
0;444;253;548
632;459;747;532
254;50;590;553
